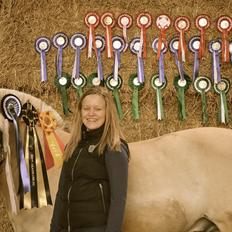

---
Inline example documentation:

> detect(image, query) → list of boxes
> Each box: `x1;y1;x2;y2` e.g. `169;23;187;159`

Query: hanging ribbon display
54;72;71;115
105;73;124;119
70;33;87;98
152;37;168;83
112;36;125;81
39;111;64;169
84;12;99;58
155;14;171;59
52;32;69;79
188;36;201;80
117;13;133;51
94;35;105;85
193;76;212;124
174;74;191;120
151;74;167;120
170;37;185;81
35;37;51;82
174;16;190;62
195;14;210;59
214;78;230;124
101;12;115;58
209;39;222;84
136;12;152;58
217;15;232;63
1;94;30;209
128;74;144;120
21;101;52;209
130;37;145;84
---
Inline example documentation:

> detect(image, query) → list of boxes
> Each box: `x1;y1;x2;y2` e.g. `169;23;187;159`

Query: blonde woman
51;87;129;232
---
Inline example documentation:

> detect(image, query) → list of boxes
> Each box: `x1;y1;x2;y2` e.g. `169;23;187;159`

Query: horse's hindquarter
124;128;232;232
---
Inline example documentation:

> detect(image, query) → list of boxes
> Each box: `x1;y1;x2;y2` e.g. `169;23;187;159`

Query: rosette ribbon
214;78;230;124
170;37;185;81
101;12;115;58
35;37;51;82
130;37;145;84
1;94;30;209
70;33;87;99
155;14;171;60
112;36;125;81
39;111;64;169
174;74;191;120
52;32;69;79
21;101;52;209
85;12;99;58
174;16;190;63
217;16;232;63
129;74;144;119
117;13;133;51
105;73;123;119
95;35;105;85
209;39;222;84
152;37;167;84
189;36;201;80
151;74;166;120
195;15;210;59
136;13;152;58
193;76;212;123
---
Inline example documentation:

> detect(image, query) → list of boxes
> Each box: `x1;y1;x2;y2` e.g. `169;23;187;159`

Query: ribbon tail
193;52;199;80
57;47;63;78
132;87;139;120
97;49;104;82
137;55;144;83
40;51;47;82
159;52;165;83
156;88;164;120
201;90;208;124
113;89;123;119
60;86;69;115
177;87;186;120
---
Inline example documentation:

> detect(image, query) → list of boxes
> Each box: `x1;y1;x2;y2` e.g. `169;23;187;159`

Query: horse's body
1;89;232;232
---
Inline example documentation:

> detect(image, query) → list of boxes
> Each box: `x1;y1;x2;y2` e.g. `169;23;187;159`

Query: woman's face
81;94;106;130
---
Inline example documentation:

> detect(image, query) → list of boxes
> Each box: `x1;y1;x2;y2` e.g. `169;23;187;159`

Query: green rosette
193;76;212;124
150;74;167;120
174;74;191;120
214;78;230;124
128;73;144;120
87;73;104;87
54;72;71;116
71;72;87;100
105;74;123;119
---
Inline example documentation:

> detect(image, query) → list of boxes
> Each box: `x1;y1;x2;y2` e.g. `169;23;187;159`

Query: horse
1;89;232;232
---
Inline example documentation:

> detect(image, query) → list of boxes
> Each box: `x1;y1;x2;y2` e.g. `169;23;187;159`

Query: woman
50;87;129;232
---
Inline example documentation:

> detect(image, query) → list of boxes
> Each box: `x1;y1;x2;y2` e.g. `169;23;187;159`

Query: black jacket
50;126;129;232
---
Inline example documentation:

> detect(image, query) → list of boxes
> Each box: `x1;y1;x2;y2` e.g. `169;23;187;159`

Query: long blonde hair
64;86;124;160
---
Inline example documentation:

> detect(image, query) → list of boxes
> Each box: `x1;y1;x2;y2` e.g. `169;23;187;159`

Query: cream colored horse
1;89;232;232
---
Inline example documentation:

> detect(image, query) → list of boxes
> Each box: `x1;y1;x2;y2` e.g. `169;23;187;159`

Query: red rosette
195;14;210;30
101;12;115;28
84;12;100;28
136;12;152;29
117;13;133;29
156;14;171;30
217;15;232;63
174;16;190;32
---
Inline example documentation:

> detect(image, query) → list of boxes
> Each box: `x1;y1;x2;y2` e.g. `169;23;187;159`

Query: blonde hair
64;86;124;160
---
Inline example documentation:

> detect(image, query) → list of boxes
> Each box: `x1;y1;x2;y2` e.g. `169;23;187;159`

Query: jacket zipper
99;183;106;213
67;148;83;232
